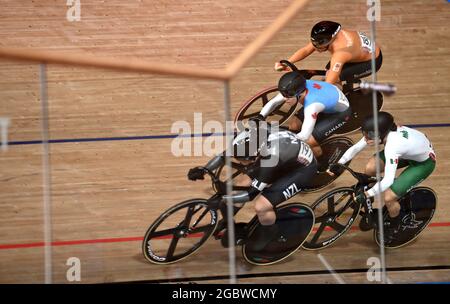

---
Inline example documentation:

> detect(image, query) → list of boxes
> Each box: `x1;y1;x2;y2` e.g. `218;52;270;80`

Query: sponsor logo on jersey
283;183;301;200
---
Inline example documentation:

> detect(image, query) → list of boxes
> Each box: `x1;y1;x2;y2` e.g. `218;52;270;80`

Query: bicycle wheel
234;86;298;131
303;136;354;193
374;187;437;249
142;199;218;264
243;203;314;265
212;160;252;193
335;88;384;135
303;187;361;250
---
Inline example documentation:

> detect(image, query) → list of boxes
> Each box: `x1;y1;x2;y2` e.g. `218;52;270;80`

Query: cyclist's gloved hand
354;188;368;205
328;163;342;176
188;167;206;181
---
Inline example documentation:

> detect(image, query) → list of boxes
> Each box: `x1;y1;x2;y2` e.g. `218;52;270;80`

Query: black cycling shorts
259;160;317;207
325;51;383;81
295;106;352;143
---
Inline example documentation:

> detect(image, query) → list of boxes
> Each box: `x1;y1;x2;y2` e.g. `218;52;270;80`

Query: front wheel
303;187;361;250
142;199;219;264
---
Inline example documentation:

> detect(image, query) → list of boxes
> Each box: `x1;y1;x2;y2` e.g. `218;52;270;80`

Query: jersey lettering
251;179;267;191
358;32;373;53
297;141;314;165
282;183;301;200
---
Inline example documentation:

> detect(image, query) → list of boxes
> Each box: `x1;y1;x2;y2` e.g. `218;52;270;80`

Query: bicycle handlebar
278;60;326;79
330;163;377;186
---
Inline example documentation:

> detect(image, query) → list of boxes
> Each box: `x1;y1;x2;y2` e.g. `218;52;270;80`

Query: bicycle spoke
335;196;356;216
273;110;288;116
310;222;327;244
150;227;180;238
166;236;181;260
327;196;335;214
329;221;346;232
241;112;260;119
190;224;213;234
314;215;328;223
191;208;209;228
183;205;196;227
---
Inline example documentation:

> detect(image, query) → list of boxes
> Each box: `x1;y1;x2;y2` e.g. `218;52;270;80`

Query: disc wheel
335;89;384;135
243;203;315;265
142;199;218;264
374;187;437;249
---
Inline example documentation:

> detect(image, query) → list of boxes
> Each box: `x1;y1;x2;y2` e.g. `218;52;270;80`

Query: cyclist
329;112;436;243
187;123;317;251
254;68;351;169
275;21;383;87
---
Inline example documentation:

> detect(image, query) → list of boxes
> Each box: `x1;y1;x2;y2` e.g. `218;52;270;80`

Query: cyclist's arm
260;93;286;118
337;137;367;164
204;154;225;171
288;42;316;63
222;178;268;203
222;158;276;203
325;51;352;84
296;103;325;141
366;146;400;197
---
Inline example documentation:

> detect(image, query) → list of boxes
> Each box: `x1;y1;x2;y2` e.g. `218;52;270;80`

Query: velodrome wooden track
0;0;449;283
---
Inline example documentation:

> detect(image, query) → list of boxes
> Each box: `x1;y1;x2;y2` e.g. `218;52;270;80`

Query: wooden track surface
0;0;449;283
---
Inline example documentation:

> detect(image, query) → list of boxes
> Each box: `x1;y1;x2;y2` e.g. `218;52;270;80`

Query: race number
358;32;373;53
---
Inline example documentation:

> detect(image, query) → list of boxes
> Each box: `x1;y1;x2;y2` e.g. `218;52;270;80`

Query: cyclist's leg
365;149;409;176
309;107;352;159
340;51;383;82
249;161;318;250
385;157;436;217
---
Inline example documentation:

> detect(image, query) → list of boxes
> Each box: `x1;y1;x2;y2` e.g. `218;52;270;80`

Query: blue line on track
7;123;450;146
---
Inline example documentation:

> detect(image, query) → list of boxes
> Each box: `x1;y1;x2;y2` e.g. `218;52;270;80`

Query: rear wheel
374;187;437;249
243;203;315;265
142;199;218;264
335;88;384;135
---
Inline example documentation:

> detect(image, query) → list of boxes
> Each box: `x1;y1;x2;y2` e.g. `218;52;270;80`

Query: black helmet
311;21;341;49
361;112;396;140
232;123;269;161
278;71;307;98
